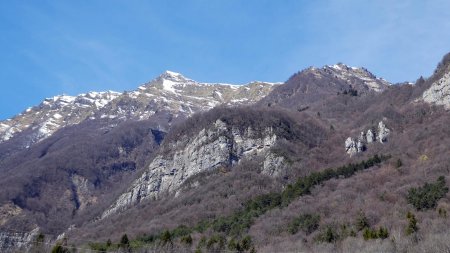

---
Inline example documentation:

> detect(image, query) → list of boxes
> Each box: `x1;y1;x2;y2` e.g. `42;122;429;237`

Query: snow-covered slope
99;71;278;121
0;91;120;144
0;71;278;146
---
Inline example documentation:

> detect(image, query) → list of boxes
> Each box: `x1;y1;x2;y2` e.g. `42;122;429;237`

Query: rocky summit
2;54;450;253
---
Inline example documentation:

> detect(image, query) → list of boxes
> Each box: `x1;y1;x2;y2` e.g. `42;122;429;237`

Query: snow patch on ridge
165;70;182;77
162;79;178;93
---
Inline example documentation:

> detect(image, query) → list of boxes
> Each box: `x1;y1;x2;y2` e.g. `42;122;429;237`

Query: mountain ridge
2;56;450;252
0;71;278;147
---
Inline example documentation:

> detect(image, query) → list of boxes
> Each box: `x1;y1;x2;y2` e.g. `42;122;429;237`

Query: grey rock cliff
102;119;284;218
422;71;450;109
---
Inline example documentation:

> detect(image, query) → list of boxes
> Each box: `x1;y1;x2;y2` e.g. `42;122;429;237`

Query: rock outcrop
377;121;390;143
345;137;358;156
345;121;390;155
71;174;97;211
366;129;376;143
102;119;285;218
422;71;450;109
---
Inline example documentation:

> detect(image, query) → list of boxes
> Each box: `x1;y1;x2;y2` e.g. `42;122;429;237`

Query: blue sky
1;0;450;119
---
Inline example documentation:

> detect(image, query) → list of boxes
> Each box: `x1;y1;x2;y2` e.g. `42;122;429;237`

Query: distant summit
260;63;391;108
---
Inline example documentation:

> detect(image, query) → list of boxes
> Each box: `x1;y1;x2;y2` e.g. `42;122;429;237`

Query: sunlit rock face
422;71;450;109
102;119;285;218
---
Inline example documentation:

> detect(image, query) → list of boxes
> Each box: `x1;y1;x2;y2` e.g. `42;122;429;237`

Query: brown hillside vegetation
3;53;450;253
52;54;450;253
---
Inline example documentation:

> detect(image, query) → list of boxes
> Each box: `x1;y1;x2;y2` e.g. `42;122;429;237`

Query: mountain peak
319;63;390;92
159;70;190;82
164;70;182;76
327;63;354;70
322;63;368;73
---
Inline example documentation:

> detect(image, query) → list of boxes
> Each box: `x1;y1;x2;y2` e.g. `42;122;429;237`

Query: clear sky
1;0;450;119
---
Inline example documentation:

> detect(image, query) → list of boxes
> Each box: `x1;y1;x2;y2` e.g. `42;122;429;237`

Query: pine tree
160;230;173;246
120;234;130;251
406;212;418;235
395;159;403;168
355;212;370;231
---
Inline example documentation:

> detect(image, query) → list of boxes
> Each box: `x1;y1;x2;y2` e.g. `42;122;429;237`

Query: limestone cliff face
102;119;285;218
422;70;450;109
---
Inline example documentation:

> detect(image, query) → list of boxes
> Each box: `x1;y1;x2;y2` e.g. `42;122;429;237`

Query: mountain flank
2;54;450;253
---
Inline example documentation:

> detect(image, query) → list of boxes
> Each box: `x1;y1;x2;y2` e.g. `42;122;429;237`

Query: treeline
88;154;389;252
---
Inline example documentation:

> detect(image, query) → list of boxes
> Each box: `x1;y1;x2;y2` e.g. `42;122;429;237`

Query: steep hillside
101;107;327;218
3;54;450;253
0;119;162;235
0;72;278;251
65;54;450;253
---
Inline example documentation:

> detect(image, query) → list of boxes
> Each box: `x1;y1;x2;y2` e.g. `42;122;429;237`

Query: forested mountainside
2;53;450;253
